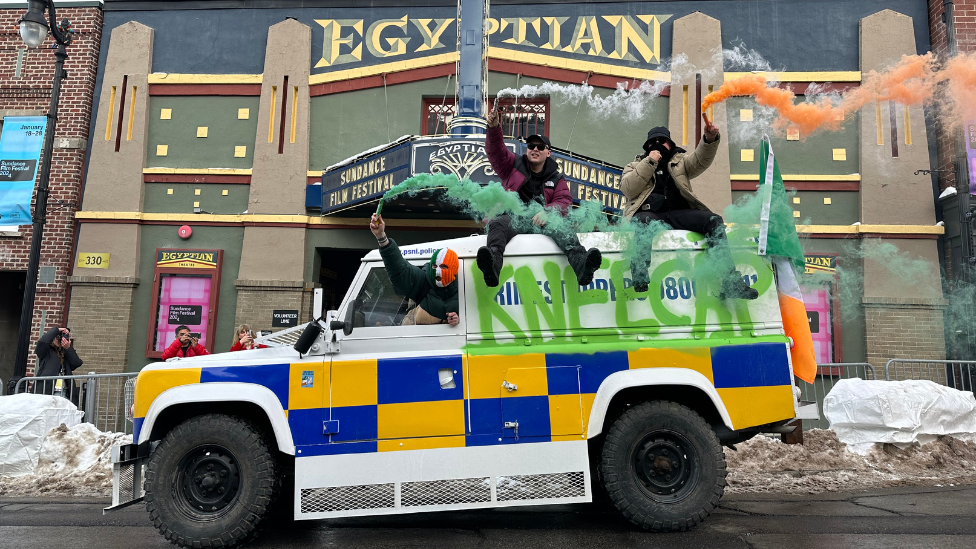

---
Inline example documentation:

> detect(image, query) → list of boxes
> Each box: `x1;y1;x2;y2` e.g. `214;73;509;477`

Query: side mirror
328;306;354;336
293;322;323;355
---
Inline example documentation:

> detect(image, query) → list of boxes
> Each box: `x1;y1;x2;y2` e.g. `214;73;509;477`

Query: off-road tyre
144;414;279;547
600;401;726;532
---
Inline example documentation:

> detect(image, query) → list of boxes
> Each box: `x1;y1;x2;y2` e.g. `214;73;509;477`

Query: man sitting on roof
369;214;460;326
476;106;602;288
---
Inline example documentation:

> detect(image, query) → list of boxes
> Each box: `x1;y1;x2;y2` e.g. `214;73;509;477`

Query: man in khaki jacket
621;121;757;299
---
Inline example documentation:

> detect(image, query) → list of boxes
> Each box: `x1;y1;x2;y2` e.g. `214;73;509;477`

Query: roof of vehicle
362;230;721;261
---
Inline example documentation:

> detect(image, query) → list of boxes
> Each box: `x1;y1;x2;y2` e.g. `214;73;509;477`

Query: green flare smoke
374;173;755;293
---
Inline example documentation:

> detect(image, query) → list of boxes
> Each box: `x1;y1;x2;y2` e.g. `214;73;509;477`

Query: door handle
502;380;517;392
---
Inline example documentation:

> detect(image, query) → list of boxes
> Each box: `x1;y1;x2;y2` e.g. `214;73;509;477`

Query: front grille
496;471;586;501
300;483;395;513
400;477;491;507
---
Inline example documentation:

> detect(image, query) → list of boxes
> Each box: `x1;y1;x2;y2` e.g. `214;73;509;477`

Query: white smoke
496;79;669;120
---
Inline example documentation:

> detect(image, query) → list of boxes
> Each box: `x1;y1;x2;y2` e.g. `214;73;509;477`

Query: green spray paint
514;262;568;338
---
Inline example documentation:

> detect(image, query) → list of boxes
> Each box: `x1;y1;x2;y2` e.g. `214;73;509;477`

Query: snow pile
939;186;957;199
0;394;84;477
725;429;976;494
0;423;130;497
824;379;976;452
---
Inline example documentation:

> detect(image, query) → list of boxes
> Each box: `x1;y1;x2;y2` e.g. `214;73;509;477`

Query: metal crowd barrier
796;362;877;430
885;359;976;392
14;372;139;434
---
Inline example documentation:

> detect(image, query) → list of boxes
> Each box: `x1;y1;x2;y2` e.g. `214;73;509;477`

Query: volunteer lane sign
0;116;47;225
272;309;300;327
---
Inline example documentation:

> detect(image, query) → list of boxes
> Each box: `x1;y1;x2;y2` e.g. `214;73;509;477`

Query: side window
351;267;414;328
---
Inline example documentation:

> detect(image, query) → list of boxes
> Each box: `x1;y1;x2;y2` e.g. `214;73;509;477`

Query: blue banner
0;116;47;225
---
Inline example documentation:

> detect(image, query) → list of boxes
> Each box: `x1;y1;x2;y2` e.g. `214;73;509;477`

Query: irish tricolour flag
757;137;817;384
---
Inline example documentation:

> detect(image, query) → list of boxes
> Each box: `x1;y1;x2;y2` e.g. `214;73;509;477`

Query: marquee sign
312;12;671;76
319;136;624;214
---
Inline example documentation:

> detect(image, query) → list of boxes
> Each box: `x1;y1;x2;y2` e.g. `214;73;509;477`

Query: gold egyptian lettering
603;15;668;63
366;16;411;58
501;18;540;46
541;17;570;50
565;16;604;56
412;18;454;52
315;19;363;68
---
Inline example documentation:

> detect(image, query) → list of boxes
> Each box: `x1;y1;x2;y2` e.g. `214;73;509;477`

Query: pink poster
155;275;212;352
800;287;833;365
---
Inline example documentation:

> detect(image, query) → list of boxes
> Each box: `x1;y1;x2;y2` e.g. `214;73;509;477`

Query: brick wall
65;276;138;375
863;297;947;378
0;7;102;375
928;0;976;194
234;280;315;335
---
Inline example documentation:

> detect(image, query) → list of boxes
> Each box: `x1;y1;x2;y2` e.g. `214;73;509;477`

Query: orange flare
699;52;976;136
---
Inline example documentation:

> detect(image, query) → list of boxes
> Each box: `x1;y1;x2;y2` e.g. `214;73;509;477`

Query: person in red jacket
161;325;209;360
477;107;602;287
229;324;268;352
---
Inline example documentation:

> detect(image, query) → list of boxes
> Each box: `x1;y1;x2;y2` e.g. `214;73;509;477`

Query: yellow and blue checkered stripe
133;342;795;454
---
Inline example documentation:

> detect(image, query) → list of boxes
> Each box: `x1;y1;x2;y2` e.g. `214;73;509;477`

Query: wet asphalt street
1;485;975;548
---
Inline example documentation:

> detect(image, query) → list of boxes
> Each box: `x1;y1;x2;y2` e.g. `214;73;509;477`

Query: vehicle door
327;260;468;450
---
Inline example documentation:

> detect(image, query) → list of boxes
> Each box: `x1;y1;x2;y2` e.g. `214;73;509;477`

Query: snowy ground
0;423;130;497
725;429;976;494
2;425;975;498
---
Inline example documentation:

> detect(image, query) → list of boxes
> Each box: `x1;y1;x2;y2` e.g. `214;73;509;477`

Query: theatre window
422;96;549;137
145;249;223;359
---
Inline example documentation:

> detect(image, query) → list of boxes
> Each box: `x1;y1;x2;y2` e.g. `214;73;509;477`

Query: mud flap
103;443;149;514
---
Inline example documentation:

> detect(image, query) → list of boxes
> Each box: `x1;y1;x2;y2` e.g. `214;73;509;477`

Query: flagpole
757;134;775;256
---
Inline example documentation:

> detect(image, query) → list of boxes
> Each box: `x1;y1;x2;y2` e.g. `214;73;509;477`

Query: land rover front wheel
600;401;726;531
144;414;279;547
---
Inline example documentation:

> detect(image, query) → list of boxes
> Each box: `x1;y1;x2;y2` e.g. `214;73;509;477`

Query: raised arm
372;214;429;302
682;135;720;180
34;326;61;360
485;120;516;188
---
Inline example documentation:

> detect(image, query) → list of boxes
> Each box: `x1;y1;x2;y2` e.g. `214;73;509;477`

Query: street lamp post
9;0;74;392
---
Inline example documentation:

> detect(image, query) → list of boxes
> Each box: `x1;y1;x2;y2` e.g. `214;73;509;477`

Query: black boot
570;248;602;286
477;246;502;287
720;271;759;300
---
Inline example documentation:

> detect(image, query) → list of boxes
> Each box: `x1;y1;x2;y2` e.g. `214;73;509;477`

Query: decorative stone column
858;10;946;374
668;12;732;213
69;22;154;374
236;18;315;329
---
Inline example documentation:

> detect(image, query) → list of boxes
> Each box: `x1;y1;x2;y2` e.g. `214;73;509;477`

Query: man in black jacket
369;214;460;326
34;326;83;402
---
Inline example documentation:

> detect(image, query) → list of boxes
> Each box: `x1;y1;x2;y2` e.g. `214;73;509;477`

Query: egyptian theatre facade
71;0;945;374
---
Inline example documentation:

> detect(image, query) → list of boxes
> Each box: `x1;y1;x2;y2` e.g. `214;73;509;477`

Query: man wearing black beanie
621;120;757;300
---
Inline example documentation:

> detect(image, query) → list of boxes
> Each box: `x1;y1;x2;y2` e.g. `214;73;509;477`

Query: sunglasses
526;143;548;151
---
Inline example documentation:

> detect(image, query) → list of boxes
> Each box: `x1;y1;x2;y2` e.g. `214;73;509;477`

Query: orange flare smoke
701;52;976;136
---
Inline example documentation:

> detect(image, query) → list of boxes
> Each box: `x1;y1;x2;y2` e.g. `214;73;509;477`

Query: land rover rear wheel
600;401;726;532
144;414;279;547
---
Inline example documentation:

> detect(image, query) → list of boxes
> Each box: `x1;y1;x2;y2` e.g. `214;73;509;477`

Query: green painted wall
725;97;860;176
731;190;859;225
126;225;245;371
309;72;668;170
147;96;261;169
144;183;249;214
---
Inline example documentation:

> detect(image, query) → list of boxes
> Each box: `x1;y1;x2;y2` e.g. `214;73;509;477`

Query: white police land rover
106;230;815;547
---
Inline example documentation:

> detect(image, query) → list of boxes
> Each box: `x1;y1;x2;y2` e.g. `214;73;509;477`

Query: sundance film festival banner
0;116;46;225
